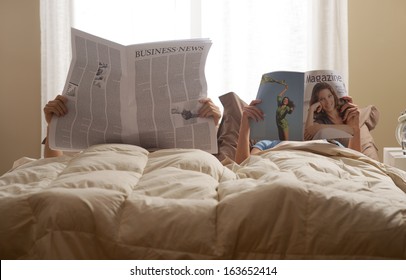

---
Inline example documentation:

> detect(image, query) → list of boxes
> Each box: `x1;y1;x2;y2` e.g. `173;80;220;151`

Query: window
41;0;347;137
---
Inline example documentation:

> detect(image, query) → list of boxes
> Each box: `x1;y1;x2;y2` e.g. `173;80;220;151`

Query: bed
1;93;405;260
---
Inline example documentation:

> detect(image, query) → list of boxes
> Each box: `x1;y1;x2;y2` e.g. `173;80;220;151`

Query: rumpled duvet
1;141;405;259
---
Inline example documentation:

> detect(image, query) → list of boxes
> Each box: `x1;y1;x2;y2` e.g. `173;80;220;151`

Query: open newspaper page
123;38;216;152
49;28;217;153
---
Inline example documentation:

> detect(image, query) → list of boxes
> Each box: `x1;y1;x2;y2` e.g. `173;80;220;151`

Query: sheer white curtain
40;0;73;139
201;0;348;101
40;0;347;138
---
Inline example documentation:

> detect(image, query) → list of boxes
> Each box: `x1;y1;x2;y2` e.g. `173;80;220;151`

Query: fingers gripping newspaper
49;28;217;153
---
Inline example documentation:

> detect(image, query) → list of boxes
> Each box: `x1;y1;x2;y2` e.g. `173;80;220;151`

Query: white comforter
1;141;405;259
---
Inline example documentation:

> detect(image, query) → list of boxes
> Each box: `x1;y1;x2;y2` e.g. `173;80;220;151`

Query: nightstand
383;147;406;171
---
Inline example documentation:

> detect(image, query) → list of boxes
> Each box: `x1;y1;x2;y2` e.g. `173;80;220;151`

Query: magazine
49;28;218;153
250;70;352;142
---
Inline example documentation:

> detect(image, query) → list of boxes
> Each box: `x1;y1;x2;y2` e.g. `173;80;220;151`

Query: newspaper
49;28;217;153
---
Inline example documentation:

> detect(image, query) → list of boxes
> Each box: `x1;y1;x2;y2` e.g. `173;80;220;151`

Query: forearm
43;127;63;158
348;127;361;152
305;110;315;129
235;118;251;164
304;110;317;140
278;88;288;97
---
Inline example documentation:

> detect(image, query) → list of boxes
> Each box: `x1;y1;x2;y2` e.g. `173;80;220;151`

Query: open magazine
250;70;352;142
49;28;218;153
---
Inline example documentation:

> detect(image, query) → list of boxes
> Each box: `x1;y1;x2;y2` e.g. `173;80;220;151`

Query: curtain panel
40;0;72;140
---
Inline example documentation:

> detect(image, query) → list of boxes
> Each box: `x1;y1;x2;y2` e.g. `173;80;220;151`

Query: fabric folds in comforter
0;141;405;259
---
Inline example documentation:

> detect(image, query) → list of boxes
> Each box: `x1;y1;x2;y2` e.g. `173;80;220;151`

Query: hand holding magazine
250;70;353;145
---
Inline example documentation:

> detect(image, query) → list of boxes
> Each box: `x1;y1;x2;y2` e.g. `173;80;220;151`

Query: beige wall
349;0;406;160
0;0;41;175
0;1;405;174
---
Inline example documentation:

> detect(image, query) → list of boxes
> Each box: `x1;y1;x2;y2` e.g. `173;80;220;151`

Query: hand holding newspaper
49;28;217;153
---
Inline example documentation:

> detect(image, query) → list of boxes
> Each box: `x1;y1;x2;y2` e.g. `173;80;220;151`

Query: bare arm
43;95;67;158
348;127;361;152
341;99;361;152
235;100;264;164
278;85;288;97
304;102;323;140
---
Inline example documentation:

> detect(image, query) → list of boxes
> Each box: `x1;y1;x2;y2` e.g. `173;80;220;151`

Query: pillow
215;92;247;162
359;105;379;131
359;105;380;161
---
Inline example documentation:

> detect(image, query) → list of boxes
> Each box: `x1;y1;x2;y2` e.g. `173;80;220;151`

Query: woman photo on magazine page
275;83;295;141
304;81;361;152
